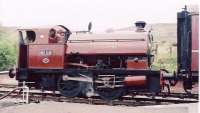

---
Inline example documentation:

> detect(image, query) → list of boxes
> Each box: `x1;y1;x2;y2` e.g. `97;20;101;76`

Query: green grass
151;42;177;72
148;23;177;72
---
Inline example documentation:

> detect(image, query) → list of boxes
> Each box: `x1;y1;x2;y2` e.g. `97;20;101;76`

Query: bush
152;42;177;72
0;27;17;71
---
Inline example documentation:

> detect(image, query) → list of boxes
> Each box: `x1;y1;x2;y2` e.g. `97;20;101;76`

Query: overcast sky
0;0;198;31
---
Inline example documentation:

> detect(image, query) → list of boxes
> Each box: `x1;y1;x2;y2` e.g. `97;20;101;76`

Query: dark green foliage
0;26;17;71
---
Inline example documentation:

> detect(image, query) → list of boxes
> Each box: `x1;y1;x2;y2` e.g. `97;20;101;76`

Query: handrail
68;38;145;43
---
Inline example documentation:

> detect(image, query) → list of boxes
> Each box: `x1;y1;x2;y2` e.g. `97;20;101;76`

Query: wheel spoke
57;75;82;97
95;74;124;100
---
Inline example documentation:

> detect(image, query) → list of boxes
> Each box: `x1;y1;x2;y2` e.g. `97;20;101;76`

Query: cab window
18;30;36;45
26;31;36;43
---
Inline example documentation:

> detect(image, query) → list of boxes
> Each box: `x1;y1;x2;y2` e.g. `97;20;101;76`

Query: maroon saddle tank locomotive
9;8;199;100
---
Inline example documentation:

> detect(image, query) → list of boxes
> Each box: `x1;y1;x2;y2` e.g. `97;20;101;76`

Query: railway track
0;84;18;88
0;85;198;106
0;83;198;100
0;71;198;106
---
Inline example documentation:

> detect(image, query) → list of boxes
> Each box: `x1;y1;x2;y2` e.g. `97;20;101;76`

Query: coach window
26;31;36;43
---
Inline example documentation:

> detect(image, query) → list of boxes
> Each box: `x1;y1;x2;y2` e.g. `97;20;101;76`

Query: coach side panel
191;14;199;72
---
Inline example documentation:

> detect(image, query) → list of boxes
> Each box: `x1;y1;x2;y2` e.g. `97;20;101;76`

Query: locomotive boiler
9;21;163;100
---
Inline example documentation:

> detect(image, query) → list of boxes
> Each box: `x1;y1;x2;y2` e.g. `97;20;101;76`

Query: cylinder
124;76;146;86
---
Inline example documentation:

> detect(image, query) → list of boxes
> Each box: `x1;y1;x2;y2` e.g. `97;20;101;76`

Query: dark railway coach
177;6;199;91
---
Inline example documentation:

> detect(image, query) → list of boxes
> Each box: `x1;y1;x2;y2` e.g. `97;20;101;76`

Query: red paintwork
126;59;148;69
28;44;66;69
66;33;148;55
19;26;150;75
191;13;199;72
18;27;67;69
124;76;146;86
124;59;148;86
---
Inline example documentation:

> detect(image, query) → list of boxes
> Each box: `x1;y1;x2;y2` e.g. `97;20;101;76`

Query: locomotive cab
27;26;70;69
14;26;71;81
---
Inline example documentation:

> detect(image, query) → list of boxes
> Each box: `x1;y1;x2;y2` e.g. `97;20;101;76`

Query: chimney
135;21;146;32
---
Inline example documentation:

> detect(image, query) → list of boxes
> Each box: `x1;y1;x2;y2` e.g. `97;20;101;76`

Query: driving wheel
57;75;83;97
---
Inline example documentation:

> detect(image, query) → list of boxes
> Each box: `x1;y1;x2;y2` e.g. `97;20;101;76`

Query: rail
0;71;9;75
0;84;198;106
0;81;29;104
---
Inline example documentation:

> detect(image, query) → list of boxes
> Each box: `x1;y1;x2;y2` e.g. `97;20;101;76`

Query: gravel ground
0;98;198;113
0;74;17;85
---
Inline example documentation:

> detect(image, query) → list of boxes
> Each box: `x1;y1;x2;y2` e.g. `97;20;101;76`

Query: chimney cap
135;21;146;28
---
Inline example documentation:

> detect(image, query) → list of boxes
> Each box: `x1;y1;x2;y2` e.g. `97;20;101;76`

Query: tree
0;26;17;70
